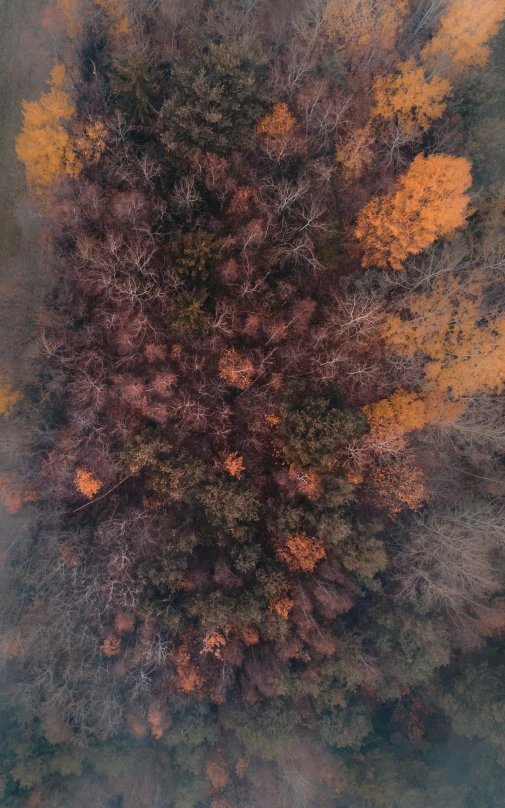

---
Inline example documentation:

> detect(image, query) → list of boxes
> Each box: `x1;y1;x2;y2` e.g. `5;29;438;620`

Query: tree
16;62;77;188
324;0;408;61
355;154;473;269
159;38;267;156
383;270;505;399
108;52;164;126
371;57;451;132
421;0;505;74
274;532;326;573
397;499;505;611
279;385;366;469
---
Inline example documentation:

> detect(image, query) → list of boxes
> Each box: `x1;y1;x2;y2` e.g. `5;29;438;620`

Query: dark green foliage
280;384;367;469
108;52;165;126
317;702;373;749
172;231;217;282
168;289;210;332
159;38;267;156
198;477;259;542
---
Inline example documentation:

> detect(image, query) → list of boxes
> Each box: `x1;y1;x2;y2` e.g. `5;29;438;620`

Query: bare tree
396;499;505;612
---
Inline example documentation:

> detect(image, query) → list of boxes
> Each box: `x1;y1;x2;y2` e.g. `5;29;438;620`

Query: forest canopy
3;0;505;806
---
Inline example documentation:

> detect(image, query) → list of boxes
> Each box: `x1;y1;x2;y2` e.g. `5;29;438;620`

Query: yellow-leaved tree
371;58;451;132
421;0;505;75
384;271;505;400
0;381;21;418
355;154;473;269
324;0;408;58
16;62;77;188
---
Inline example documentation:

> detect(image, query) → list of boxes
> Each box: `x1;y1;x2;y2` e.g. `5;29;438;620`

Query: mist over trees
2;0;505;806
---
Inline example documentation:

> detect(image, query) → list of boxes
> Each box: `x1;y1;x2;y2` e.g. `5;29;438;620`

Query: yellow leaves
336;125;374;181
356;154;473;269
74;468;103;499
16;60;107;189
47;0;84;38
16;62;76;188
324;0;408;55
421;0;505;74
368;460;427;517
384;271;505;400
372;58;451;132
0;381;21;417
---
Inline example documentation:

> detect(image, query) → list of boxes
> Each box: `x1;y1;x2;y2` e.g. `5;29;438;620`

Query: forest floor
0;0;52;382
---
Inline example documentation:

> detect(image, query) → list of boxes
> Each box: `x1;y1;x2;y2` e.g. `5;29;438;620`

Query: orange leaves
148;701;170;740
336;125;374;181
202;630;228;659
16;62;76;188
372;58;450;132
0;474;36;514
269;596;294;619
74;468;103;499
257;103;305;160
0;381;21;417
275;532;326;573
421;0;505;74
206;759;231;791
257;103;296;139
101;635;121;657
170;641;205;693
364;389;465;449
368;460;427;517
218;349;255;390
223;452;245;478
384;271;505;399
356;154;473;269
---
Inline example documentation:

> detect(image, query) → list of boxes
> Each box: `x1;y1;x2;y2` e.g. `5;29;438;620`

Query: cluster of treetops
1;0;505;805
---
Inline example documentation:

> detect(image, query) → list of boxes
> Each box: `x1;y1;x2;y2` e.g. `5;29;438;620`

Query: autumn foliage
356;154;473;269
6;1;505;807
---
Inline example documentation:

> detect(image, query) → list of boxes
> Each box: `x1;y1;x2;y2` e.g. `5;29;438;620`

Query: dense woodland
2;0;505;805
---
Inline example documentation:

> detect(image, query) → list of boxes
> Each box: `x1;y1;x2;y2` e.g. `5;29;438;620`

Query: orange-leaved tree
355;154;473;269
0;379;21;417
16;62;77;188
256;103;304;159
384;270;505;399
371;58;451;132
274;532;326;573
74;468;103;499
364;390;465;450
421;0;505;75
336;125;375;180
